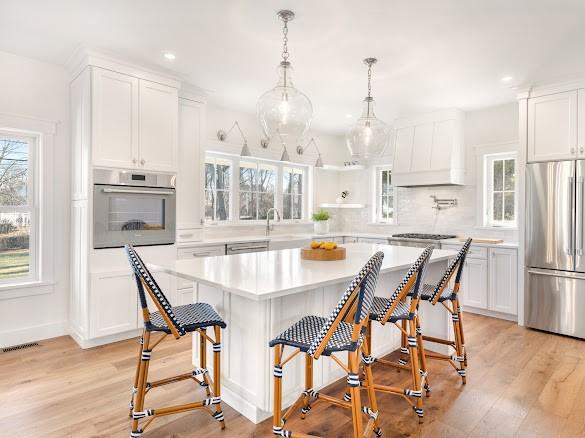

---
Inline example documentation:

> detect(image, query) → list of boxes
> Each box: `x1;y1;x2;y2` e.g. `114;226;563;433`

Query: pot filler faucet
266;207;281;236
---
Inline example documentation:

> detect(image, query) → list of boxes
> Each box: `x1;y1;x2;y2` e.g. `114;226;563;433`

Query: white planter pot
314;220;330;234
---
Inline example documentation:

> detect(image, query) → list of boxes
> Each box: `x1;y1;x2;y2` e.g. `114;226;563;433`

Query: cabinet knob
572;147;576;154
581;146;584;154
132;158;137;164
140;159;146;166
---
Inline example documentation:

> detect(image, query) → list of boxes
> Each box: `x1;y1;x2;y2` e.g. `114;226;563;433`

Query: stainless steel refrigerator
526;160;585;339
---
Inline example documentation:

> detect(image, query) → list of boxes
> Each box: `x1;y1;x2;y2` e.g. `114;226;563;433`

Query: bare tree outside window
0;136;33;281
204;158;231;222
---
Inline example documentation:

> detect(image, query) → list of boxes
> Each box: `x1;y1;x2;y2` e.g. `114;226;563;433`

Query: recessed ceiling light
163;52;176;61
501;75;513;82
345;114;353;118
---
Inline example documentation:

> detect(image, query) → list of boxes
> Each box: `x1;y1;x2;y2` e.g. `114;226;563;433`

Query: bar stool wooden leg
407;320;424;423
301;354;314;419
272;345;284;436
415;315;430;396
129;333;145;417
348;351;364;438
361;340;382;437
131;331;151;437
198;329;212;396
212;326;225;429
452;299;466;384
399;319;409;366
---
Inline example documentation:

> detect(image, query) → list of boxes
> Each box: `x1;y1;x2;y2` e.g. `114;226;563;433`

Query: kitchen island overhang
149;243;458;423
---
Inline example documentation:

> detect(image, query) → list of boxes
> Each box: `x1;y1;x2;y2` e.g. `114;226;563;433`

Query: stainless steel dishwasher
226;241;269;254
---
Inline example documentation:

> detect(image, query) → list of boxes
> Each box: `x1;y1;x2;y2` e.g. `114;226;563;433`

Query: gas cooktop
392;233;457;240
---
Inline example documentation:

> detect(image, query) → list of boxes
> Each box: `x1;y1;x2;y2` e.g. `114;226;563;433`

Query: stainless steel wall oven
93;169;176;249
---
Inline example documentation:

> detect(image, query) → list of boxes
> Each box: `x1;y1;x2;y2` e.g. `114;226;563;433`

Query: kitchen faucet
266;207;281;236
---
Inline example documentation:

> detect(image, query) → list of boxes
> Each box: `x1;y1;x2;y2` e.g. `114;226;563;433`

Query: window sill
204;221;313;228
0;280;55;300
475;225;518;231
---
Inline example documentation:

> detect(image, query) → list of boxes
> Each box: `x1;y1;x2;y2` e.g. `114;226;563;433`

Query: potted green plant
312;210;331;234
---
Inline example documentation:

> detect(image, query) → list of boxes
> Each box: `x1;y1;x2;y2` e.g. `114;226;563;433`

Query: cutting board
301;247;347;261
460;238;504;244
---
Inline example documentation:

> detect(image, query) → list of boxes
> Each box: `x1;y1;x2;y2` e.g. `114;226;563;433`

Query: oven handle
102;188;175;195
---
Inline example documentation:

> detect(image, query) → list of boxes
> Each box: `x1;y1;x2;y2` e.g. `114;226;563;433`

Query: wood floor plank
1;313;585;438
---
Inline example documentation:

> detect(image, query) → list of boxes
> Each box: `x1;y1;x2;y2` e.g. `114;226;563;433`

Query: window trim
474;142;519;230
205;152;310;225
372;165;396;224
0;130;39;286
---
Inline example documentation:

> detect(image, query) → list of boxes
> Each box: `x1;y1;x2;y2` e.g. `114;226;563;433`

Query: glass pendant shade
257;62;313;145
346;97;389;163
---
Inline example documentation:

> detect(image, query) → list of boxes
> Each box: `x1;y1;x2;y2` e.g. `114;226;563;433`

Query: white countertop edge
148;252;455;302
440;238;519;249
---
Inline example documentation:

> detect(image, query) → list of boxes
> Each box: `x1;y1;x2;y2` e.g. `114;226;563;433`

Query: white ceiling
1;0;585;134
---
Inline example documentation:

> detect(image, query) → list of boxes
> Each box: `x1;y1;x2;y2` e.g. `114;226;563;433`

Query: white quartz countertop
150;243;457;301
441;238;519;249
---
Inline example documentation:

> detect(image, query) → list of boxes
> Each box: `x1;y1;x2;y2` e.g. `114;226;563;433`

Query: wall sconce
217;121;251;157
296;137;324;168
276;130;290;162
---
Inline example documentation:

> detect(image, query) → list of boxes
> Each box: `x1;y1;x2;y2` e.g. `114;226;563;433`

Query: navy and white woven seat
370;297;411;322
418;283;456;303
148;303;226;334
269;315;360;356
125;244;226;437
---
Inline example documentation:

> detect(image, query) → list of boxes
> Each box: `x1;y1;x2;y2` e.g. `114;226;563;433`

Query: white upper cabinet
392;109;464;186
91;68;139;169
90;66;178;172
527;90;578;162
176;98;205;231
139;80;178;172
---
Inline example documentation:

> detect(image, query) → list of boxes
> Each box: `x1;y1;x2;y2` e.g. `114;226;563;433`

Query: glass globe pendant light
257;10;313;147
346;58;390;164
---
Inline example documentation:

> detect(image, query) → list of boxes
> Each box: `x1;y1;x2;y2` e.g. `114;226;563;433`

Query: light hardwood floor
2;313;585;437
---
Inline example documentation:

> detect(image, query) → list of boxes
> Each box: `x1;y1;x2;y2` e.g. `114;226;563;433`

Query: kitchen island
150;243;457;423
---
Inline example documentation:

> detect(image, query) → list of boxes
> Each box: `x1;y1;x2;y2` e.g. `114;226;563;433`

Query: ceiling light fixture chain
281;14;289;64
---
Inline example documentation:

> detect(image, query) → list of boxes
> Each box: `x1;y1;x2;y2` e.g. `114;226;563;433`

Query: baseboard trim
463;307;518;322
0;320;68;349
71;328;143;349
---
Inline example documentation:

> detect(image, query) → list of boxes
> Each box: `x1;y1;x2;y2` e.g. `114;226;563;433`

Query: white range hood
391;109;465;187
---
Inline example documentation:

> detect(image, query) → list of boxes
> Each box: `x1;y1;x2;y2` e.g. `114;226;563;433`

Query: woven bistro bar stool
413;238;472;383
125;245;227;438
364;246;434;422
269;251;385;438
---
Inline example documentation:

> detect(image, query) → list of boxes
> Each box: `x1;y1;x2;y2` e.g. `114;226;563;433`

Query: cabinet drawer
442;243;487;259
177;245;226;259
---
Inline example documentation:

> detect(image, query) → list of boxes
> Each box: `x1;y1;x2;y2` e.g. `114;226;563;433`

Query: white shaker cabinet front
90;67;178;172
527;90;578;162
91;68;139;169
138;80;178;172
460;258;488;309
488;248;518;315
89;272;138;338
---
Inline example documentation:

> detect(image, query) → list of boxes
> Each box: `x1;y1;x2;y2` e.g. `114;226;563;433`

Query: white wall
0;51;70;347
334;103;520;241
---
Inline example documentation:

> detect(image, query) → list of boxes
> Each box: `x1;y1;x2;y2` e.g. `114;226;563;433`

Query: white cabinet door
138;80;178;172
488;248;518;315
177;98;204;230
459;258;488;309
393;126;414;172
176;288;195;306
91;68;139;169
90;272;137;338
527;90;578;162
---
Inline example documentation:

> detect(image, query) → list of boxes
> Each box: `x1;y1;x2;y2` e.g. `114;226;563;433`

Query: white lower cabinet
443;244;518;318
488;248;518;315
90;272;137;338
357;237;389;244
460;258;488;309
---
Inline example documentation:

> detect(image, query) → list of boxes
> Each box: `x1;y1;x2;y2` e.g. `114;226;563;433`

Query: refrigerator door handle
569;176;575;256
578;177;584;256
